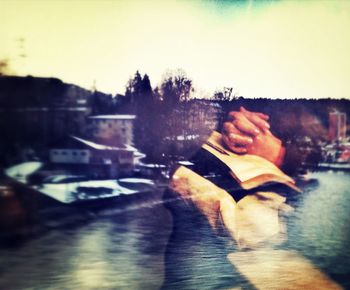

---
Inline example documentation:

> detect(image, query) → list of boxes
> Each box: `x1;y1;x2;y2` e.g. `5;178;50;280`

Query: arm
170;166;292;249
170;166;239;241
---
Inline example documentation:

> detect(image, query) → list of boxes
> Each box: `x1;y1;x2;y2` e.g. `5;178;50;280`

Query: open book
202;131;300;192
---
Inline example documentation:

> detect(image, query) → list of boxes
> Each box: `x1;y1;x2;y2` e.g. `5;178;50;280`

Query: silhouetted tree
123;70;197;163
213;87;235;101
121;71;165;161
160;70;193;110
156;71;196;162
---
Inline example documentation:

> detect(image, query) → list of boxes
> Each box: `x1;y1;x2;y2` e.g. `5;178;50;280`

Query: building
328;111;347;142
0;76;93;164
49;136;144;178
89;115;136;145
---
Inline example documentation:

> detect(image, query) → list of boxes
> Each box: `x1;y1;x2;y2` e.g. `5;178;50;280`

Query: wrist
274;145;285;168
265;136;285;167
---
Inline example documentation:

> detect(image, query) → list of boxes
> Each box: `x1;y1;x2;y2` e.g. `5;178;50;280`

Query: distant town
0;74;349;180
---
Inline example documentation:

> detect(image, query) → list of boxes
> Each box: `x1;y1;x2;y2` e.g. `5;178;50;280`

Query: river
0;171;349;289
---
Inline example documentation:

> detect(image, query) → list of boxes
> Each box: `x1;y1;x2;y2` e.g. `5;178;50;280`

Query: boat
33;179;138;205
319;142;350;171
4;162;159;209
317;162;350;171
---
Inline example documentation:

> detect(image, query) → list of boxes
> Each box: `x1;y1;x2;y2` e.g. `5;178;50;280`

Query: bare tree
213;87;237;101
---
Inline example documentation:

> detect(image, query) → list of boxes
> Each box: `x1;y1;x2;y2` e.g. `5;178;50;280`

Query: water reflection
0;171;349;289
0;204;172;289
287;171;350;285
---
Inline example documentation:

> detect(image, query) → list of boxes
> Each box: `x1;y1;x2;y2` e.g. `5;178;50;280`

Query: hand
247;129;285;167
222;107;270;154
222;107;285;167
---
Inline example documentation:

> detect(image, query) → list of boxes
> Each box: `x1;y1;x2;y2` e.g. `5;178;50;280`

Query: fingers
240;107;270;132
223;122;253;146
245;113;271;132
222;134;248;154
222;122;254;154
240;106;269;120
223;107;274;155
228;112;261;137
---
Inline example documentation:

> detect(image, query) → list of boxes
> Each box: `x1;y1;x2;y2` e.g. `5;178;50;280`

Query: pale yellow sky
1;0;350;99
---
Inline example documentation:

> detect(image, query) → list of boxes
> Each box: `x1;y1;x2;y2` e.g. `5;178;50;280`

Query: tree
121;71;165;161
160;70;193;109
120;70;197;163
156;70;196;162
140;74;153;102
126;71;143;103
212;87;236;101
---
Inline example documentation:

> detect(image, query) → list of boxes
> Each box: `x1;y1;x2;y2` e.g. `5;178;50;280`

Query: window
81;152;86;156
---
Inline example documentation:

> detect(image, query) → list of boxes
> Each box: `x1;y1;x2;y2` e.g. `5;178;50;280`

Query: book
202;131;301;192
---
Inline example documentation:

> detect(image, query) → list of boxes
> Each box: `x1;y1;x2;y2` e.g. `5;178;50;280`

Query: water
0;171;349;289
287;171;350;287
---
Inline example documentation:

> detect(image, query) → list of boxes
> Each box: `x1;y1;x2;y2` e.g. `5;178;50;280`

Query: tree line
109;70;350;167
115;70;221;163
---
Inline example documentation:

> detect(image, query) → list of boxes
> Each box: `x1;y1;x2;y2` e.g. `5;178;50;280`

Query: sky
1;0;350;99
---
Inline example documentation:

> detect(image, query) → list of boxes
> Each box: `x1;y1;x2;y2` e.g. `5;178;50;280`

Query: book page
203;131;295;185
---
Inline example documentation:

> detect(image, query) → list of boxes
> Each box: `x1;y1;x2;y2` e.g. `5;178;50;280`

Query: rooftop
89;115;136;120
50;136;129;151
71;136;125;150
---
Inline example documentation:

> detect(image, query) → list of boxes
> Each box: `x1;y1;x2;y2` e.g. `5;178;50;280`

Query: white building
49;136;145;178
89;115;135;145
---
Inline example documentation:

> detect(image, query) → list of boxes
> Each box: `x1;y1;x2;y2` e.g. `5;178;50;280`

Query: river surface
0;171;349;289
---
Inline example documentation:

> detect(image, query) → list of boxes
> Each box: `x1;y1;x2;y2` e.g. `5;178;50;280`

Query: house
49;136;145;178
89;115;136;145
